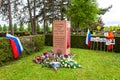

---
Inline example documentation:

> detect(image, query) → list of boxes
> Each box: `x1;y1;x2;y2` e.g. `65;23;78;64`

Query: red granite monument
53;20;70;54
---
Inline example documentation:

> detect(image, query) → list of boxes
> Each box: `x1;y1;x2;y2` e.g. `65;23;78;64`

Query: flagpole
100;42;102;51
104;42;106;52
90;41;92;50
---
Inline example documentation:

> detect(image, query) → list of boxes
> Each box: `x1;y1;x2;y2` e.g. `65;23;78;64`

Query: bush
0;34;45;66
45;34;120;53
0;38;13;66
0;32;6;37
71;35;87;49
14;31;31;36
45;34;87;49
0;32;31;37
20;34;45;54
33;35;45;51
114;37;120;52
45;34;53;46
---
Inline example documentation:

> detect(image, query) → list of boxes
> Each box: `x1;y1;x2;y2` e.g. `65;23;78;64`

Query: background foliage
67;0;99;32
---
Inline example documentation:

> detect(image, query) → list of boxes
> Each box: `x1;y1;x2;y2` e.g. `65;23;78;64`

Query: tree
36;23;40;33
19;24;24;31
0;0;2;7
0;0;24;35
0;25;2;31
27;23;31;32
27;0;34;34
20;0;70;34
3;24;7;31
0;0;111;34
67;0;99;32
59;0;70;20
25;0;36;34
46;22;49;33
95;5;112;30
8;0;13;35
98;5;112;15
13;23;18;32
33;0;37;34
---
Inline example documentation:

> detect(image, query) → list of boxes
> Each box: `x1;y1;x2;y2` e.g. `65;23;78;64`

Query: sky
97;0;120;26
0;0;120;26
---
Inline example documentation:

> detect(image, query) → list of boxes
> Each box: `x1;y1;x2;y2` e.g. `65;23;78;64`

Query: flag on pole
86;29;91;48
106;31;114;51
6;33;23;58
9;39;19;58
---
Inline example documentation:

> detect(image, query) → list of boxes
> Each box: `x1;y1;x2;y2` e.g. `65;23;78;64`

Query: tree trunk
43;0;46;34
27;0;34;34
8;0;14;35
60;0;64;20
0;0;2;8
52;0;54;34
33;0;37;34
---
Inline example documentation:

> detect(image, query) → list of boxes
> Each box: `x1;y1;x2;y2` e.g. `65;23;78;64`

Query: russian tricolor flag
6;33;23;58
86;29;91;48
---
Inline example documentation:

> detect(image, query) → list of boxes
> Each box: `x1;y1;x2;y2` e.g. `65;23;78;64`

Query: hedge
45;34;53;46
71;35;88;49
20;35;45;54
0;31;44;37
0;32;30;37
45;34;87;49
114;37;120;52
45;34;120;53
0;34;45;66
0;38;13;65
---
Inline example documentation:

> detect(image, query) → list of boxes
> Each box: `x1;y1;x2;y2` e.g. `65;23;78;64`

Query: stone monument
53;20;70;54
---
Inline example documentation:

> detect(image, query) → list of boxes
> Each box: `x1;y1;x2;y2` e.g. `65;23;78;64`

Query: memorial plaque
53;20;70;54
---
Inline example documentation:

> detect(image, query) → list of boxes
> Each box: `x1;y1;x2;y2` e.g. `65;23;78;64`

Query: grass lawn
0;46;120;80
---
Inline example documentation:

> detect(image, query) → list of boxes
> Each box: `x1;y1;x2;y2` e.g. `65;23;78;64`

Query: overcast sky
97;0;120;26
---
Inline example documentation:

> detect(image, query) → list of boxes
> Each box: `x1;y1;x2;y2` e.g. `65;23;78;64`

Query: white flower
68;65;71;68
73;66;76;68
78;65;82;68
64;64;67;67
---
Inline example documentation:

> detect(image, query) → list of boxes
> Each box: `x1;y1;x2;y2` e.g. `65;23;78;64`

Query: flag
86;29;91;48
9;39;19;58
106;31;114;51
6;33;23;58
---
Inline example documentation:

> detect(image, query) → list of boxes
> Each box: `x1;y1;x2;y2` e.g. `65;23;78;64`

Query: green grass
0;46;120;80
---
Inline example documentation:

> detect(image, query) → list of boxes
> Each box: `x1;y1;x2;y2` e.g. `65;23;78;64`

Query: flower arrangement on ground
33;49;82;71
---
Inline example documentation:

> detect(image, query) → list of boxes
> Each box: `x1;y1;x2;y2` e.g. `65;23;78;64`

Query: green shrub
45;34;53;46
0;38;13;66
71;35;87;49
45;34;120;53
33;35;45;52
20;34;45;54
13;23;18;32
45;34;87;49
0;32;31;37
0;34;45;66
0;25;2;31
114;37;120;52
0;32;6;37
19;24;24;31
20;36;34;54
3;24;8;31
15;31;31;36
